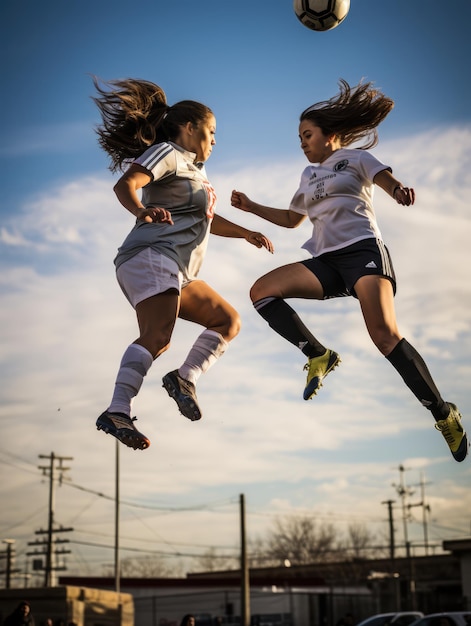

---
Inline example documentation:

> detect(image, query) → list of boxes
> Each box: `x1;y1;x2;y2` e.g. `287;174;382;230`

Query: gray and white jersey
290;148;391;257
114;141;217;282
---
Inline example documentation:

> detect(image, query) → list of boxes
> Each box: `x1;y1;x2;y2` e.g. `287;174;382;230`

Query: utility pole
381;500;396;565
392;465;414;558
115;440;120;596
26;452;74;587
381;499;400;611
240;493;250;626
408;472;431;555
0;539;20;588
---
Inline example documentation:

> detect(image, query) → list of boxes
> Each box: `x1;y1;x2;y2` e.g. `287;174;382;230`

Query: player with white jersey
115;141;216;283
290;148;387;256
231;79;468;462
93;78;273;450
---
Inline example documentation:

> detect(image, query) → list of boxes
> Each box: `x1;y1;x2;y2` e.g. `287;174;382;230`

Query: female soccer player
93;78;273;450
231;79;467;462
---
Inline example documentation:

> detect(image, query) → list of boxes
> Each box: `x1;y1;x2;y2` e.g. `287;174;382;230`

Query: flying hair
92;77;213;172
300;79;395;149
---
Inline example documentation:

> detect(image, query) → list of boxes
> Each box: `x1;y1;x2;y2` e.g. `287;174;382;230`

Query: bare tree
263;515;339;565
346;522;375;559
193;547;238;573
103;555;184;578
248;536;270;568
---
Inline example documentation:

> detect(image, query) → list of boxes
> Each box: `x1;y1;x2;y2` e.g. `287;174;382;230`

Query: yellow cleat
303;349;341;400
435;403;469;462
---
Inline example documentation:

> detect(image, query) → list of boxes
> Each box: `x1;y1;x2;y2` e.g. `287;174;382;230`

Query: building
59;548;467;626
0;586;133;626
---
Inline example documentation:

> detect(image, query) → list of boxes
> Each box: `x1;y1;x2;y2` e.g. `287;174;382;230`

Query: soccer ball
293;0;350;32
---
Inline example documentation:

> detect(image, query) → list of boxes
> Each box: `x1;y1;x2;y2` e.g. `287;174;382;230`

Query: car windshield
394;617;423;626
363;618;395;626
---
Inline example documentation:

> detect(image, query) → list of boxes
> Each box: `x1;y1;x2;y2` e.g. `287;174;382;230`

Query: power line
69;539;239;559
62;479;237;512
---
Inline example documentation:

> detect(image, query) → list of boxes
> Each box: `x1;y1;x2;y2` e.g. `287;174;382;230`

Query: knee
139;333;172;359
370;330;401;356
250;279;268;303
153;340;171;359
224;310;241;342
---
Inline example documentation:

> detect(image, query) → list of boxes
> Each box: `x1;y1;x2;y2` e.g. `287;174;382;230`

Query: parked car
409;613;471;626
357;613;425;626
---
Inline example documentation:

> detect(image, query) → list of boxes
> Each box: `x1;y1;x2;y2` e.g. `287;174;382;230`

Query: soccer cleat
435;403;469;462
162;370;202;421
303;349;341;400
96;411;150;450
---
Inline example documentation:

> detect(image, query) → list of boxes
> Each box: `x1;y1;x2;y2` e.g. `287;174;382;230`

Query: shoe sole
162;374;202;421
303;353;341;401
451;432;469;462
96;420;150;450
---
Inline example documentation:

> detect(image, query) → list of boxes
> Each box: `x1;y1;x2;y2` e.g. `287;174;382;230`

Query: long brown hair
92;77;213;172
300;79;394;149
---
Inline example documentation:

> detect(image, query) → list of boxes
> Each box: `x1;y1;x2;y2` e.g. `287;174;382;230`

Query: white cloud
0;125;470;578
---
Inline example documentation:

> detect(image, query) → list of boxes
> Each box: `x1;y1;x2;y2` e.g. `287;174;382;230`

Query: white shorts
116;248;183;308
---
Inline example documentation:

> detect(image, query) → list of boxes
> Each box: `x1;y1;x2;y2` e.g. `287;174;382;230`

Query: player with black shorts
231;79;468;462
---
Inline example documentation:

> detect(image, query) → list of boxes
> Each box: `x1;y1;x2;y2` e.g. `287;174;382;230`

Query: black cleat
96;411;150;450
162;370;202;421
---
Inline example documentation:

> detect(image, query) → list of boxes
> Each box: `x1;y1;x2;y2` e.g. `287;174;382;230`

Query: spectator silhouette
3;601;35;626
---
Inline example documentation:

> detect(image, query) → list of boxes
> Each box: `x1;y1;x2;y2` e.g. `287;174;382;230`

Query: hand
231;190;252;212
138;206;174;224
246;231;274;253
393;186;415;206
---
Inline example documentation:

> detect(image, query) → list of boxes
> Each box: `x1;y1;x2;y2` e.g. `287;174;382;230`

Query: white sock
178;330;228;385
108;343;154;415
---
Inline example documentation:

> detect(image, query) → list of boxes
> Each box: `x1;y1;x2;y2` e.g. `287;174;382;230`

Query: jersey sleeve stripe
139;143;174;170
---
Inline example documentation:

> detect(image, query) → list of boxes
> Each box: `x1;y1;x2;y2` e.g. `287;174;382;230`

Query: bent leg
178;281;236;381
251;262;340;399
162;281;239;419
355;275;448;420
107;291;180;416
250;262;325;301
355;275;468;460
251;263;327;358
162;280;240;421
179;280;240;341
135;290;180;357
354;275;401;355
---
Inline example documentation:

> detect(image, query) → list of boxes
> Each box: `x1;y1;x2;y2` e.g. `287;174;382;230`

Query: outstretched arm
211;214;274;254
231;190;306;228
374;169;415;206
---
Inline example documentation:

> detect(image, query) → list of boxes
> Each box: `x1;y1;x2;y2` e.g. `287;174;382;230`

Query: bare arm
231;190;306;228
211;214;274;253
374;169;415;206
113;164;174;224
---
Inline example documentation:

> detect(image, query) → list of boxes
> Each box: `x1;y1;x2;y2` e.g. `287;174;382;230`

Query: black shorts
300;238;396;300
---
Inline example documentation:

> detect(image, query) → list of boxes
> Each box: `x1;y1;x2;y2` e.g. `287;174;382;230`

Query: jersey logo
202;180;217;218
334;159;349;172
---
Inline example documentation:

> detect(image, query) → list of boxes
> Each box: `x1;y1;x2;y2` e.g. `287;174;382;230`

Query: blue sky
1;0;470;580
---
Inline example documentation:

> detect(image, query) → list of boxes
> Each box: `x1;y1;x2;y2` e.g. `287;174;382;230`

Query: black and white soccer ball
293;0;350;32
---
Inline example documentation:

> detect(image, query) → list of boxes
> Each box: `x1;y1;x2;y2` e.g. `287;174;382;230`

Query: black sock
386;338;449;420
253;297;326;358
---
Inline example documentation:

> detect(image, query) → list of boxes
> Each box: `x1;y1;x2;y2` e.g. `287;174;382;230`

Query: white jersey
114;141;217;282
289;148;391;257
